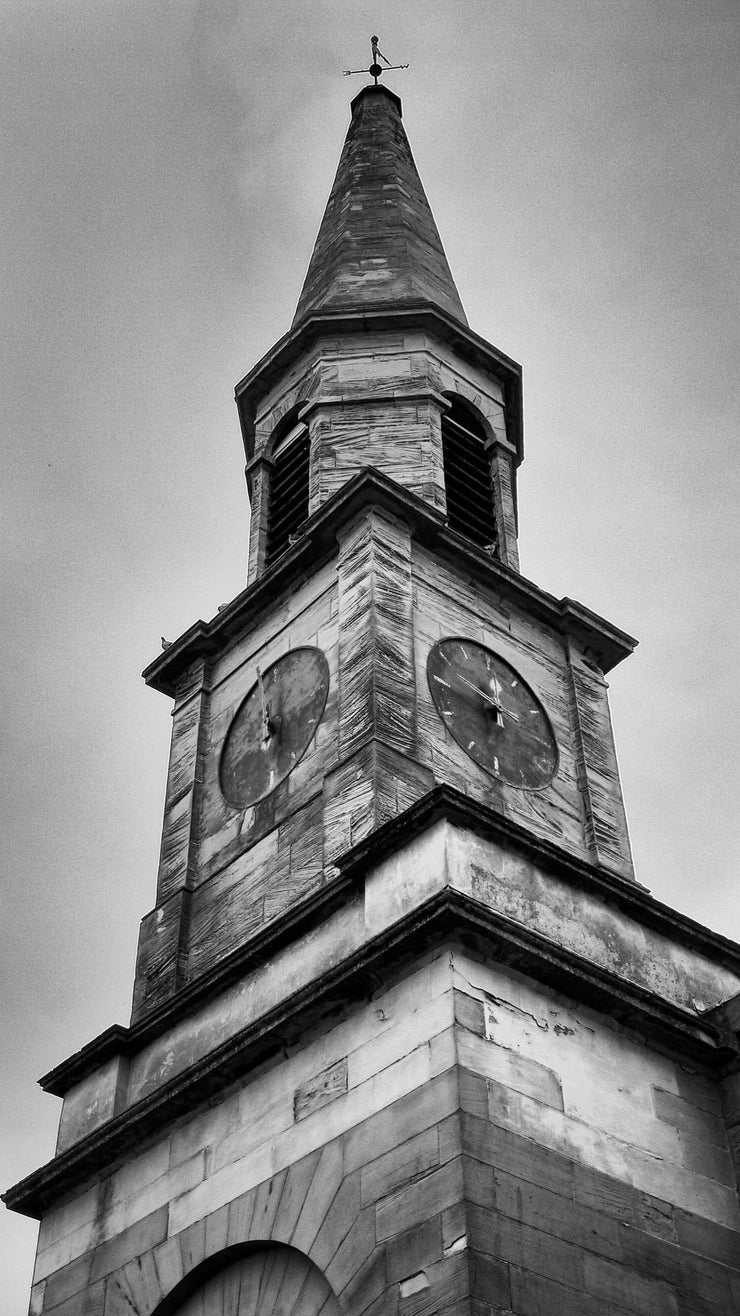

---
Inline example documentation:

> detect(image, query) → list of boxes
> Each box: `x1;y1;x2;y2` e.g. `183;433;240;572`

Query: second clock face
427;637;558;790
219;647;329;810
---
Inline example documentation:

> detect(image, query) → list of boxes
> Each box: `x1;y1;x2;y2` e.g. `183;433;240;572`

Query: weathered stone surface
10;51;740;1316
292;86;467;327
21;947;740;1313
55;1055;129;1156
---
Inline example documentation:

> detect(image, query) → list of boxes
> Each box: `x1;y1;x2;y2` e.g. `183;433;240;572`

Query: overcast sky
2;1;738;1308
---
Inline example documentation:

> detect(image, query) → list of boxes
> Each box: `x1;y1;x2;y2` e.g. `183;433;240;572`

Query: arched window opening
441;395;497;551
265;416;310;568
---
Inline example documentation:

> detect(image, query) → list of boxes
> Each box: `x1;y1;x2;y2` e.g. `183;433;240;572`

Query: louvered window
442;396;497;551
265;422;310;567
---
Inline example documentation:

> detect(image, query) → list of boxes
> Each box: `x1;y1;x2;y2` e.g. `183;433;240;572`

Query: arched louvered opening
265;413;310;568
441;394;497;551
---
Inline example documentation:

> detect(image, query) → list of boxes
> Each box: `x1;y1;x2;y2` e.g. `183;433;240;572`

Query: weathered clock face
427;637;558;790
219;647;329;809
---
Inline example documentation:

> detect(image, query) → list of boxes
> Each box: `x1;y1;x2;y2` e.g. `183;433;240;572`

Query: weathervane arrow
344;34;409;85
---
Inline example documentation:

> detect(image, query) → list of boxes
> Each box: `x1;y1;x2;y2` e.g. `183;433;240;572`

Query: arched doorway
170;1245;342;1316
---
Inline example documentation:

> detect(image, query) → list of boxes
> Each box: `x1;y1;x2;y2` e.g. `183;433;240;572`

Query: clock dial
427;637;558;790
219;647;329;809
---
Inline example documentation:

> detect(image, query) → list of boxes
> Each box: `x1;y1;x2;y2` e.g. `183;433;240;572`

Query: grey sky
2;1;738;1308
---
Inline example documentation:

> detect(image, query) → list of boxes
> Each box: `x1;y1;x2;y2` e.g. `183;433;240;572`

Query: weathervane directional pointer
344;35;409;85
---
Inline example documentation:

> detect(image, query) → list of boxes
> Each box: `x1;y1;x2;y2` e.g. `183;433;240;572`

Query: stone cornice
234;304;524;465
7;786;740;1220
6;885;737;1220
38;784;740;1097
142;470;636;698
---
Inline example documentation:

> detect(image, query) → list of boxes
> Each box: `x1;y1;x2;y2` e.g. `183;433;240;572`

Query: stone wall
30;948;740;1315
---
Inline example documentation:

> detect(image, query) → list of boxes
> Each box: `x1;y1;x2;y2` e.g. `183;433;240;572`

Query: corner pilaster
245;456;272;583
566;639;634;880
132;656;212;1019
489;439;520;570
323;504;434;859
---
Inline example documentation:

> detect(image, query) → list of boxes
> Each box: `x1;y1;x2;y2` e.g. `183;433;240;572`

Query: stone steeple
292;85;467;327
7;76;740;1316
237;84;523;584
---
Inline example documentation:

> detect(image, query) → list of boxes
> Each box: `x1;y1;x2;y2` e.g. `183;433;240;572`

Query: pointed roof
292;85;467;328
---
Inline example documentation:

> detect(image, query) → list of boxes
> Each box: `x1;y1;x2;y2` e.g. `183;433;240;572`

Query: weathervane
344;35;409;85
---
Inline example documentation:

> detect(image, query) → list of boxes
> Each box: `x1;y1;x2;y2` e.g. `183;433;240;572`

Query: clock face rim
426;635;559;792
219;645;330;811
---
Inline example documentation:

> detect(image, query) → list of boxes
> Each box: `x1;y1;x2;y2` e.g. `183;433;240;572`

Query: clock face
427;637;558;790
219;647;329;809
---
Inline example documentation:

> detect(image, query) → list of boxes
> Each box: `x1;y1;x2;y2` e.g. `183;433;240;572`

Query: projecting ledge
6;789;740;1220
34;788;740;1111
143;469;637;698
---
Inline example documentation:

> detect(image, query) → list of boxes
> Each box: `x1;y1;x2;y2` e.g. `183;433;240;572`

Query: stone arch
152;1244;342;1316
442;386;498;444
262;402;308;462
102;1142;382;1315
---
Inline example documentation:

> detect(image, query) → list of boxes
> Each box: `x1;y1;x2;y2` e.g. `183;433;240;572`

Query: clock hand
255;666;272;741
455;672;520;723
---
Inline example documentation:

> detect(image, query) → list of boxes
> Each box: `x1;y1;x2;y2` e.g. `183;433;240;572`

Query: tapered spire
292;85;467;327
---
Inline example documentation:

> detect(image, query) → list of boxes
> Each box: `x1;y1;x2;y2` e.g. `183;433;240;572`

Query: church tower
6;78;740;1316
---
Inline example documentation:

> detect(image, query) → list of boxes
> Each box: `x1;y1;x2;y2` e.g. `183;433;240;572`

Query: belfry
6;73;740;1316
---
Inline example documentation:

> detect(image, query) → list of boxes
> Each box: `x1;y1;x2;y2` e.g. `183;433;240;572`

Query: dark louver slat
266;434;310;566
273;444;308;479
269;482;309;529
442;403;497;550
